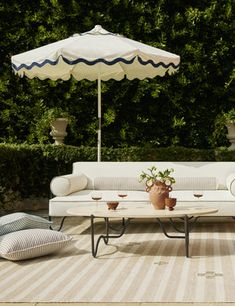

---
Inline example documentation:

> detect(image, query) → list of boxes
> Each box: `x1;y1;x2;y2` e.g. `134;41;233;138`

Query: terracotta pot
165;197;177;211
149;182;172;210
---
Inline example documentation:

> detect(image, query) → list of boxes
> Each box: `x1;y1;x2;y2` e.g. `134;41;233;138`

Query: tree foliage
0;0;234;149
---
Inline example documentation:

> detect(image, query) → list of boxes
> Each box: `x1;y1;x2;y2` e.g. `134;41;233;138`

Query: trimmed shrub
215;147;235;161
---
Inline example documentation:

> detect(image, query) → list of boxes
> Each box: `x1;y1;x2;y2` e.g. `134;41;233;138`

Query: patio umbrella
11;25;180;161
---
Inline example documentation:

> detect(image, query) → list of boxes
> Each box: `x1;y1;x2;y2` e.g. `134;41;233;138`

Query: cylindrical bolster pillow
226;173;235;197
50;173;88;196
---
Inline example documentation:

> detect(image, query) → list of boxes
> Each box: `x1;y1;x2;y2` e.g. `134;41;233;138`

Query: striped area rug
0;217;235;303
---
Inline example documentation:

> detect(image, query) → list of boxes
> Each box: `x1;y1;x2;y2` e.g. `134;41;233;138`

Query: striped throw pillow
0;213;52;236
0;229;72;261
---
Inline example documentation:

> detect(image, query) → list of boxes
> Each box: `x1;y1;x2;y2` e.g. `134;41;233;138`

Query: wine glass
117;191;128;200
91;192;102;209
193;190;204;200
117;191;127;208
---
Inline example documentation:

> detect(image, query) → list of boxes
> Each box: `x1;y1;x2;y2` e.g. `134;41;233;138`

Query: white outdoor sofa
49;162;235;222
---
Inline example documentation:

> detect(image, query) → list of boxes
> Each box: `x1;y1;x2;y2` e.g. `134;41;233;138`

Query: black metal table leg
91;215;96;257
104;217;109;244
90;215;129;258
91;215;194;258
184;215;190;257
156;215;194;258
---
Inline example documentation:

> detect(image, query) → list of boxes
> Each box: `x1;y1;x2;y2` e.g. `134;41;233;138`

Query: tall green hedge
0;0;234;149
1;143;234;212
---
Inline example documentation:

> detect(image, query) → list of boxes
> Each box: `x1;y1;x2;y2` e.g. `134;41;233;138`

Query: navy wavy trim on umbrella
137;56;179;69
12;55;180;72
12;58;60;71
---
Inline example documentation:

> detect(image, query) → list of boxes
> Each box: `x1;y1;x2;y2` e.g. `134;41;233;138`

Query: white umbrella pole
97;75;101;162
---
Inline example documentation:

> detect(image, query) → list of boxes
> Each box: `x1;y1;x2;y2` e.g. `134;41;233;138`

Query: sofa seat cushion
49;189;235;217
171;190;235;202
49;190;148;216
50;189;234;204
50;189;149;203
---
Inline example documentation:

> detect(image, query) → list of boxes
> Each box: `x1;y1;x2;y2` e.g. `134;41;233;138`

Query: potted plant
214;109;235;150
35;107;75;145
139;166;175;210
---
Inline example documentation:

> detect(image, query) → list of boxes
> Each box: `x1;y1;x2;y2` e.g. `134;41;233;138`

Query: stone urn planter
215;109;235;151
35;107;75;145
139;166;175;210
50;118;68;145
225;123;235;150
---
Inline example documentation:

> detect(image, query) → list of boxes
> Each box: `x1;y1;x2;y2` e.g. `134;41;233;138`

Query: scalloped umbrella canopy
11;25;180;161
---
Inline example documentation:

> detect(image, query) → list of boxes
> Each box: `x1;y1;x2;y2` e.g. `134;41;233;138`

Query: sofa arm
226;173;235;197
50;173;88;196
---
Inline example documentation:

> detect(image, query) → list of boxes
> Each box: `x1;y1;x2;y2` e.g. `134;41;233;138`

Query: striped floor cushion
0;213;52;236
0;229;72;261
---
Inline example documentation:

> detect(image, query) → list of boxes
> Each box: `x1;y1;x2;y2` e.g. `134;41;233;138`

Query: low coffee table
67;203;218;258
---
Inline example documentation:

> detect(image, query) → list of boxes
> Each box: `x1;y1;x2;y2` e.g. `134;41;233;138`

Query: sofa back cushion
173;177;217;190
73;161;235;188
93;176;217;191
94;177;146;191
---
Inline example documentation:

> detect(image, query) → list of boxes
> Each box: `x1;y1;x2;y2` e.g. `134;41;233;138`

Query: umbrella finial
88;25;110;35
94;25;102;31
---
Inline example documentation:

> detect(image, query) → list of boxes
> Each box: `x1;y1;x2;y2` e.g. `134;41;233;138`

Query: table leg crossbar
169;216;199;233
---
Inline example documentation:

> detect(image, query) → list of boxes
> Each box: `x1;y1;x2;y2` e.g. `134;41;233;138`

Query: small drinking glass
91;192;102;209
193;190;204;200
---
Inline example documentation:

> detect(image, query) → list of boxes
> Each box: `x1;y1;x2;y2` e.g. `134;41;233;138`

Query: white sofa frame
49;161;235;230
